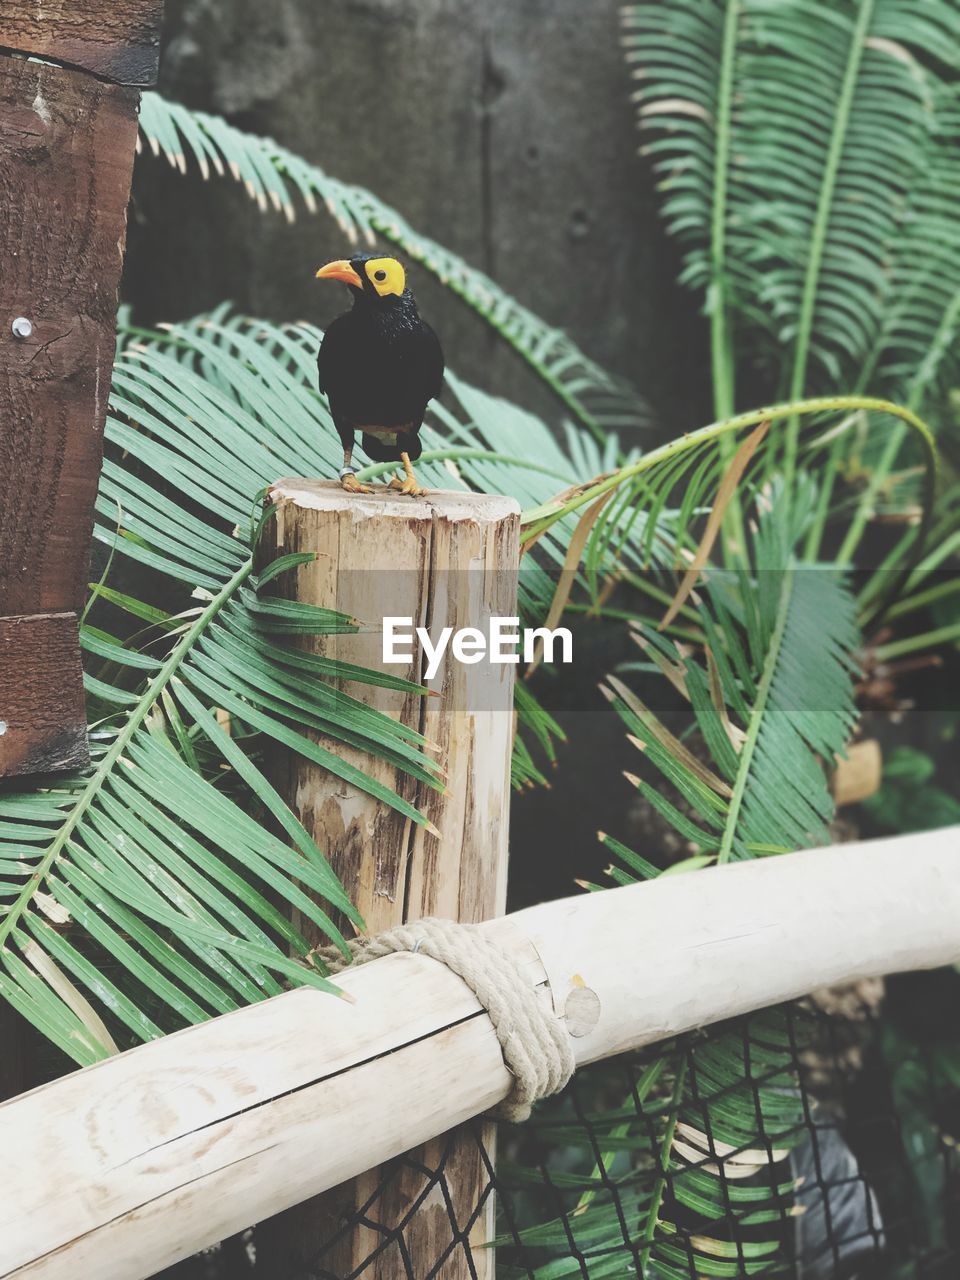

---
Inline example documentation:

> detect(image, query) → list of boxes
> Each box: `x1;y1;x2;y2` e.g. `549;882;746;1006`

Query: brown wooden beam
0;7;164;777
0;1;162;86
0;613;87;775
0;58;139;618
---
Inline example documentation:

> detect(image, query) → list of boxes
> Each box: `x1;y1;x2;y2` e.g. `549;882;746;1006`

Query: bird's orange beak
315;259;363;287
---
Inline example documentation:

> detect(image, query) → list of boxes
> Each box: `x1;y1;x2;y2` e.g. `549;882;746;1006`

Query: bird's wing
317;313;353;395
419;321;445;402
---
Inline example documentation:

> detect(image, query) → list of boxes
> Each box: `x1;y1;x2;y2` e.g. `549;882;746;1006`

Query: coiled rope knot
317;917;576;1123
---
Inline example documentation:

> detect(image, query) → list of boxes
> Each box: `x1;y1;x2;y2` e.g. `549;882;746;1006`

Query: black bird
315;253;444;496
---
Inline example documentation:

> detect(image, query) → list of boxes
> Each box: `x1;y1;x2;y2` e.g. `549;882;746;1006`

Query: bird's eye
374;270;387;281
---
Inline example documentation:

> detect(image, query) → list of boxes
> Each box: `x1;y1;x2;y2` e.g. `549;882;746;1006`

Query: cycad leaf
0;544;387;1064
605;481;862;867
622;0;960;397
609;563;860;865
731;564;861;859
869;82;960;410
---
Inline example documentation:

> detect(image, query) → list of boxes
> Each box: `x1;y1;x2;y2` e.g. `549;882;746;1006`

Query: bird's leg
339;446;373;494
389;452;426;497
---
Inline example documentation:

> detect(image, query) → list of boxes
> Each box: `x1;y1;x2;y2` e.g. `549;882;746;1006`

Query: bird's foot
389;475;427;497
340;471;374;494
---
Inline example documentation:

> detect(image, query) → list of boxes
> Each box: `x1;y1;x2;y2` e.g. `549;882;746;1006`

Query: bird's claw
389;475;426;497
340;473;374;494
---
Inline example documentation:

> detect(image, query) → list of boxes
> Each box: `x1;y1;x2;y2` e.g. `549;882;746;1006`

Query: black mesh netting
164;980;960;1280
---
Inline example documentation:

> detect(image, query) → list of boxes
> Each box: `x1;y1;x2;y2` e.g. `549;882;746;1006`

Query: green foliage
864;745;960;832
882;1007;960;1258
621;0;960;407
521;396;936;630
137;92;650;442
869;85;960;410
511;389;933;848
1;300;671;1059
621;0;960;582
0;319;458;1062
502;1005;807;1276
541;4;960;1273
606;560;860;863
518;494;863;1274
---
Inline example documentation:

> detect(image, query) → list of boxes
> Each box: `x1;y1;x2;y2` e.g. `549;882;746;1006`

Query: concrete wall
125;0;711;436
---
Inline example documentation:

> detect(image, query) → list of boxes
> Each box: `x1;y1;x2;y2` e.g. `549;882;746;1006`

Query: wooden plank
0;56;138;617
257;480;519;1279
0;1;162;86
3;828;960;1280
0;613;87;775
0;54;144;775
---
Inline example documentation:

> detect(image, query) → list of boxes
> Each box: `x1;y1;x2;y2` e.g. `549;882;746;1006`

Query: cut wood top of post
268;478;520;525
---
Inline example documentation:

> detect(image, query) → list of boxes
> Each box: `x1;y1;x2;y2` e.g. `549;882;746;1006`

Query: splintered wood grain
263;481;519;940
265;483;432;938
0;1;163;86
0;56;138;618
259;479;520;1280
0;612;87;775
404;498;517;925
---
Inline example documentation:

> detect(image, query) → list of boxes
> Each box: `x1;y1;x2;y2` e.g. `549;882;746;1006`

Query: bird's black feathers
317;257;444;464
360;429;424;463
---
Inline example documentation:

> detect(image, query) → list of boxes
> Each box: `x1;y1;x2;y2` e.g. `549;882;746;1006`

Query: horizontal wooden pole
2;827;959;1279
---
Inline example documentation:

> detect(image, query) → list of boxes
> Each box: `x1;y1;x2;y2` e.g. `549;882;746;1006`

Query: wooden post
259;480;519;1278
0;0;163;777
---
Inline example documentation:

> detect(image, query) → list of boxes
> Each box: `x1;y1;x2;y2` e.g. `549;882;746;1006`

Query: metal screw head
11;316;33;339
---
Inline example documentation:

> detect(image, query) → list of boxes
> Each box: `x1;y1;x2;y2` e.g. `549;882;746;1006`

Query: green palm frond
821;78;960;570
621;0;960;412
0;560;385;1066
136;93;651;441
521;396;935;622
502;997;806;1277
603;509;860;863
869;84;960;412
515;501;861;1277
3;295;679;1060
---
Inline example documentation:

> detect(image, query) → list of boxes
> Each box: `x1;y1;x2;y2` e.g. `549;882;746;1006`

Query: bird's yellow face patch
364;257;405;298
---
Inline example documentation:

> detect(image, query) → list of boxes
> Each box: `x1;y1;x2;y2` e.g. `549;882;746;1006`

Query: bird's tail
360;431;423;463
360;432;401;462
